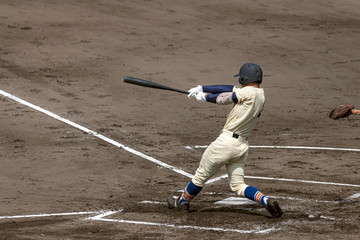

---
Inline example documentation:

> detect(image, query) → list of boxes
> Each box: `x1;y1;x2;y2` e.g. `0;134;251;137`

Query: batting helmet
234;63;263;85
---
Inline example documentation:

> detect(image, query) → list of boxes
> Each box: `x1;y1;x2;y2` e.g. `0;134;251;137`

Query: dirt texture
0;0;359;239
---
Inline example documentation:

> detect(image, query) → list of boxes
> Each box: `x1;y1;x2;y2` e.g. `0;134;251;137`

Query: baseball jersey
223;86;265;138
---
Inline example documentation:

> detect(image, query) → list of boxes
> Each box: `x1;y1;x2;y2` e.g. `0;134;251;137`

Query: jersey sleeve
205;92;238;104
234;87;246;103
202;85;234;94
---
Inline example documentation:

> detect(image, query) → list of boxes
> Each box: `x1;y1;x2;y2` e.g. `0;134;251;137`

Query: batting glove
187;85;203;99
195;92;207;102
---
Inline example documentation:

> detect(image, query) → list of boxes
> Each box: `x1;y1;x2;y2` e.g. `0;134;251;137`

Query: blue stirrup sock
178;180;203;205
244;186;269;207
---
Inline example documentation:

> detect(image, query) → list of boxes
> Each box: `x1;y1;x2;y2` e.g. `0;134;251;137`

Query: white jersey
223;86;265;138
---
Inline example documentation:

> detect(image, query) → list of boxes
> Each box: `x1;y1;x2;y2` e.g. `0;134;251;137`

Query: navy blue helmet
234;63;263;85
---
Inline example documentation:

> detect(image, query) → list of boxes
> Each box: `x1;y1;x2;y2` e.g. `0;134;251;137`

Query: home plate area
214;197;257;206
133;191;360;234
91;205;280;234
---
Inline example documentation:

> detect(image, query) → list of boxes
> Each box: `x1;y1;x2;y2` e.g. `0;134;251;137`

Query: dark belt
232;133;247;140
232;133;240;139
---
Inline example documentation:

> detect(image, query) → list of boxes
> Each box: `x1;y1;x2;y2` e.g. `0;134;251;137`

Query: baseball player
167;63;283;218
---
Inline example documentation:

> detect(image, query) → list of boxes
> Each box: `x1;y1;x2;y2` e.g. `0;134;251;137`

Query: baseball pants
192;130;249;197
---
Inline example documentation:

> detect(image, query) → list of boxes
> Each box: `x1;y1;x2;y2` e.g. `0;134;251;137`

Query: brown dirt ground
0;0;359;239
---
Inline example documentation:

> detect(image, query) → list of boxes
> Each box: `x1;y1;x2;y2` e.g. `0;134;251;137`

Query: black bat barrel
124;76;188;94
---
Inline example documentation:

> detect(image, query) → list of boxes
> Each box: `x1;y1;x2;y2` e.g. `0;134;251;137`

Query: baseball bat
124;76;188;94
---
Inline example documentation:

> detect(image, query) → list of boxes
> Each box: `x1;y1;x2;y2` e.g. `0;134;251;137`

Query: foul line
0;211;98;220
0;89;193;179
1;89;359;188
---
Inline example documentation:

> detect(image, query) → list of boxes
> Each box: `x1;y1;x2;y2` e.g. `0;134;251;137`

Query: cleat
167;196;189;211
266;198;283;218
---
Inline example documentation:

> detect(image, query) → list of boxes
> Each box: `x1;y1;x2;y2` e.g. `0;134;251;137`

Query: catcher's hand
328;104;354;120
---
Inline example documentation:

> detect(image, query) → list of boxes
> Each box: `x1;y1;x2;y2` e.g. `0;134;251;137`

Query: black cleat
167;196;189;211
266;198;283;218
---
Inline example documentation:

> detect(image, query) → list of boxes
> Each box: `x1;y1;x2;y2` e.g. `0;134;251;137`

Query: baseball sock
244;186;269;207
178;180;203;205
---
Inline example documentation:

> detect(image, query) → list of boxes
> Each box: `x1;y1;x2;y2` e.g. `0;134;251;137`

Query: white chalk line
207;174;360;187
0;211;98;220
88;210;122;220
1;89;359;189
347;193;360;199
88;211;277;234
139;200;166;205
184;191;360;202
186;145;360;152
139;191;360;206
189;191;360;204
139;195;339;206
307;213;351;222
268;195;335;204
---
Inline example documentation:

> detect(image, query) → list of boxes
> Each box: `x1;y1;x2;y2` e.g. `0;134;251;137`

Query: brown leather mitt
328;104;354;120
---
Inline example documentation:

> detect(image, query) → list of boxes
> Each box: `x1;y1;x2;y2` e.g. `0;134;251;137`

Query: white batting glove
187;85;203;99
195;92;207;102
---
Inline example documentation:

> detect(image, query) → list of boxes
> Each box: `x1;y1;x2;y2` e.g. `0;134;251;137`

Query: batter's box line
185;145;360;152
88;210;279;234
0;209;281;234
206;174;360;187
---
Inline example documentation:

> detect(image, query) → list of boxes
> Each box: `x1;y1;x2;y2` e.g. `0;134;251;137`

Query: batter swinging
167;63;283;218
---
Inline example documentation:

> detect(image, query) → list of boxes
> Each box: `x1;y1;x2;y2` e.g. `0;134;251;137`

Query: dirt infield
1;0;359;239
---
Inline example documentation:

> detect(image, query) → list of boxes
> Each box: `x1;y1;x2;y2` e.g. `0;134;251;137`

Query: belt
232;133;248;141
222;129;247;140
232;133;240;139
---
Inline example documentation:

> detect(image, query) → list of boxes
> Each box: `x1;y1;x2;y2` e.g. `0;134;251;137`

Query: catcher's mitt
328;104;354;120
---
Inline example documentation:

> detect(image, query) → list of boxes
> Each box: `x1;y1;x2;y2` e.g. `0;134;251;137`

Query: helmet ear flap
239;76;249;84
235;63;263;85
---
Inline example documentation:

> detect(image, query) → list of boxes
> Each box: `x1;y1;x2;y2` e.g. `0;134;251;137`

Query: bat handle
176;89;189;94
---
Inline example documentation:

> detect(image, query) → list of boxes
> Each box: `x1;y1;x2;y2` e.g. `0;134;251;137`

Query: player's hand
187;85;203;99
195;92;207;102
